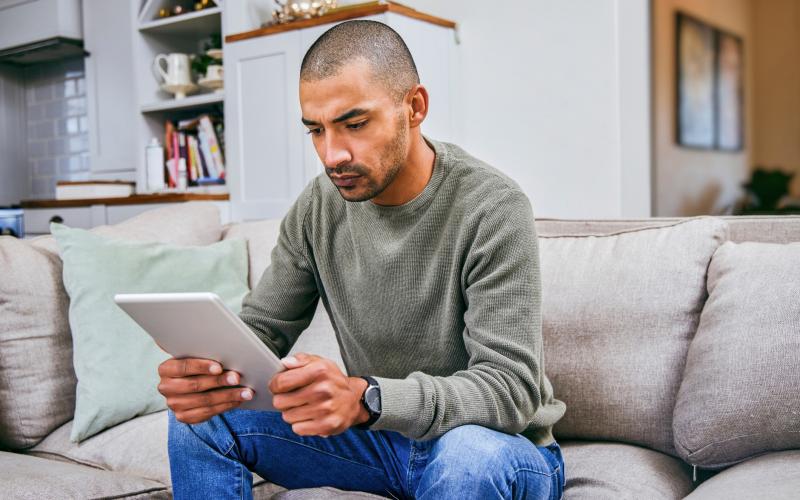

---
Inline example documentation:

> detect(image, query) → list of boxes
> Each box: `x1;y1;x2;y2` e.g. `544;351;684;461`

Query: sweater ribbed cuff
369;376;429;438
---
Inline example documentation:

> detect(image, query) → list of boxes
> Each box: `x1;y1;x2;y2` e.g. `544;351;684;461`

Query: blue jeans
168;409;565;499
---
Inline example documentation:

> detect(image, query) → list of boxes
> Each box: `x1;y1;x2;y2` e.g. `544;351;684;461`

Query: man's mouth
330;175;361;187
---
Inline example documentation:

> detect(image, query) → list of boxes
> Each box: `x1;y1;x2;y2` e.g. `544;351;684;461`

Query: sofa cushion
27;410;383;498
52;223;249;443
673;241;800;468
223;220;346;372
0;202;223;450
539;217;729;455
684;450;800;500
0;451;169;499
561;441;693;499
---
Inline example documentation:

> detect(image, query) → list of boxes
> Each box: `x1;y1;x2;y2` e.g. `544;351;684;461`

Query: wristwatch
355;376;381;430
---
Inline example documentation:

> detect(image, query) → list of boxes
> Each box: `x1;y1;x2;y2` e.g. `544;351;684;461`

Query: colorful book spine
199;115;225;179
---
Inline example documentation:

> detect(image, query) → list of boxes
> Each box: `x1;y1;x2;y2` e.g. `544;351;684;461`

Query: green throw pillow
51;223;250;443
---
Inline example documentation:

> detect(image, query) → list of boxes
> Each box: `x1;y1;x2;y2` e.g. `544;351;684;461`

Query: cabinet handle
49;215;64;224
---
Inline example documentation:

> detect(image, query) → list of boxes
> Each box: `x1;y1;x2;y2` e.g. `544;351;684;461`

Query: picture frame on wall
716;30;744;151
676;13;715;149
675;12;745;152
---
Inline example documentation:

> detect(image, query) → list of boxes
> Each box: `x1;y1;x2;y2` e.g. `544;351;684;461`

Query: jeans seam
514;465;559;478
237;432;384;472
239;459;245;500
406;443;419;496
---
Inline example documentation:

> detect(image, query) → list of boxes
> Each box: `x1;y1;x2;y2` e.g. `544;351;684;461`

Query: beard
326;115;408;203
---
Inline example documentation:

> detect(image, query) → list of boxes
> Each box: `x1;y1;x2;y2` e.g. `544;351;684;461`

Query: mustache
325;164;368;177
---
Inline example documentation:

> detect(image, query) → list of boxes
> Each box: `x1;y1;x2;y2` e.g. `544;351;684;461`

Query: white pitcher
152;53;192;86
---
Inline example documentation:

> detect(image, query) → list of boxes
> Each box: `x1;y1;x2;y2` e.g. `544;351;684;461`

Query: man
159;20;566;500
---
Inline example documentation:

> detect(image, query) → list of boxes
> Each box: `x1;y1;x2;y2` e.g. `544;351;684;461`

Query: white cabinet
24;201;231;235
24;206;101;234
0;0;82;50
224;30;306;221
83;0;138;177
224;10;458;221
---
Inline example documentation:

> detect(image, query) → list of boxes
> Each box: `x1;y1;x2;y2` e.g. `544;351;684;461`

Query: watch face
365;386;381;413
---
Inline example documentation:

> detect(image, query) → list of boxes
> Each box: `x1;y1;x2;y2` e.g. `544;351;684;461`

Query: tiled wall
24;58;90;199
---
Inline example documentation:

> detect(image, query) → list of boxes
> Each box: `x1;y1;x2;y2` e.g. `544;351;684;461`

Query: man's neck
371;134;435;207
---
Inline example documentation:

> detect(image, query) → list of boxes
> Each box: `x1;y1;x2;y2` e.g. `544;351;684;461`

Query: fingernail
282;356;297;365
210;364;222;374
241;389;253;400
226;373;237;385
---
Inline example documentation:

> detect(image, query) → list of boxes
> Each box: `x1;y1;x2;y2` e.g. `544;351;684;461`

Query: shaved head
300;20;420;101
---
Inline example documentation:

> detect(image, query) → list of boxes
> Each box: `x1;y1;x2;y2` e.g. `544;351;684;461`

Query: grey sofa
1;203;798;499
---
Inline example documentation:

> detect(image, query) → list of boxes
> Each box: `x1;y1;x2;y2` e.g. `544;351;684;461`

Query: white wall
752;0;800;198
0;65;28;205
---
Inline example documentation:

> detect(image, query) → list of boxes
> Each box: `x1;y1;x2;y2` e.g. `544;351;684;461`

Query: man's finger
158;358;222;378
269;362;322;394
158;371;241;396
166;387;253;411
175;401;241;425
272;382;327;411
281;402;324;424
280;353;314;369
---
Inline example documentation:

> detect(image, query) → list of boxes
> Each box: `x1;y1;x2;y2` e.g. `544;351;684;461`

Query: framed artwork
716;31;744;151
675;13;745;151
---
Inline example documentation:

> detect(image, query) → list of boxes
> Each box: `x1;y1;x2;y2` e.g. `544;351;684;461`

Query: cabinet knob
49;215;64;224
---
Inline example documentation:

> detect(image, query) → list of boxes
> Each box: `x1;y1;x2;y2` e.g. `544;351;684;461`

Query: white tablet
114;292;284;411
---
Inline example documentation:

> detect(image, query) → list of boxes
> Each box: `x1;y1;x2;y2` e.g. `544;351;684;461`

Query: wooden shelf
226;1;456;43
139;7;221;35
141;92;224;113
21;193;229;209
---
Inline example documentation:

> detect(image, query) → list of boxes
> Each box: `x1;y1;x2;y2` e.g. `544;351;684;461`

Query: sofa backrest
536;215;800;244
0;203;223;451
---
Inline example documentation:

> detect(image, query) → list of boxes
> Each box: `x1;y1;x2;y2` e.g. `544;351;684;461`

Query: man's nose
323;135;352;169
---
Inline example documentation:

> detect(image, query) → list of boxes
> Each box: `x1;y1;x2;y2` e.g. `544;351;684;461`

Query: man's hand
157;357;254;424
269;353;370;437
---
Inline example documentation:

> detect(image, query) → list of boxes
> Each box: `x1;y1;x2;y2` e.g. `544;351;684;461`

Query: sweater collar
359;136;448;218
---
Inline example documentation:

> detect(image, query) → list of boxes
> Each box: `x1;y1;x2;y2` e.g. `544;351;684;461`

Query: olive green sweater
239;138;566;445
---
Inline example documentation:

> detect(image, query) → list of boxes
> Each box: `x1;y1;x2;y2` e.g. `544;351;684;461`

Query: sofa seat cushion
673;241;800;468
684;450;800;500
26;410;382;498
0;451;169;499
561;441;693;499
0;203;224;451
538;217;729;455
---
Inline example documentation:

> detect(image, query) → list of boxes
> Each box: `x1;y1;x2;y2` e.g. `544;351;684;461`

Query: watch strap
355;376;380;430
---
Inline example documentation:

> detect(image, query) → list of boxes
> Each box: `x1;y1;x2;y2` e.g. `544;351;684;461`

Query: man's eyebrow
332;108;369;123
301;108;369;127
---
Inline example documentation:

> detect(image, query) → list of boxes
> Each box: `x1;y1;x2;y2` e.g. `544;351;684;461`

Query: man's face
299;59;409;202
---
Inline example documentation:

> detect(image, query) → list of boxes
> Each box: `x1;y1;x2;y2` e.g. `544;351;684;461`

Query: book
164;121;178;188
55;181;135;200
199;115;225;178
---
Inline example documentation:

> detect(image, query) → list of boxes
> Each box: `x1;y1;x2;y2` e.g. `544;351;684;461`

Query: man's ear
406;84;429;129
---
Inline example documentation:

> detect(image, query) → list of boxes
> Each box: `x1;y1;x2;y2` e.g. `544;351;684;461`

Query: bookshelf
131;0;226;195
138;6;222;35
140;92;224;113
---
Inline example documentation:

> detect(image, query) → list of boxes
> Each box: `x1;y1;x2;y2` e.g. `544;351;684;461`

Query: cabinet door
225;31;306;221
82;0;138;177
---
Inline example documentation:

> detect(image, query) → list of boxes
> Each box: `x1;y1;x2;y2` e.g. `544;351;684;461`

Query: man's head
299;20;429;203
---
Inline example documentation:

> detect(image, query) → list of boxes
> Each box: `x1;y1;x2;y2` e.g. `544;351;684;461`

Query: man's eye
347;121;367;130
306;128;322;136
